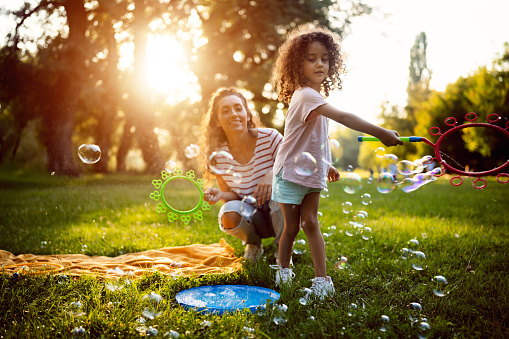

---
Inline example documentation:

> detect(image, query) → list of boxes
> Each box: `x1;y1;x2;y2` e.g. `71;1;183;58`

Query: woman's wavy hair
200;87;261;183
270;24;345;103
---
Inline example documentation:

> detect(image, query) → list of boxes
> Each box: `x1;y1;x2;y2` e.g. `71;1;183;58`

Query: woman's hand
252;170;273;207
204;187;223;205
328;166;340;183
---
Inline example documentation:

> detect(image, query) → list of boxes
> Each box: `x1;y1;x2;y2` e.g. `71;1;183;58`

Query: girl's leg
278;203;301;268
300;192;327;278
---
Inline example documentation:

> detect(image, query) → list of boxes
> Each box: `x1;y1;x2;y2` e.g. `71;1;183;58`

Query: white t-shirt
273;87;331;189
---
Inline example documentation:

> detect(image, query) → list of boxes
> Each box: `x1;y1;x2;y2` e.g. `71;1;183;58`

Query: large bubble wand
358;113;509;189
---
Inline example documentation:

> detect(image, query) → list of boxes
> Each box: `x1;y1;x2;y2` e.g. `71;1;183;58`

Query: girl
201;88;285;262
271;25;402;299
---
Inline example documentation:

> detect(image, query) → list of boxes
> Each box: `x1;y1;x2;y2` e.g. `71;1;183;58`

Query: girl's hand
252;170;273;206
328;166;340;182
204;187;223;205
379;129;404;147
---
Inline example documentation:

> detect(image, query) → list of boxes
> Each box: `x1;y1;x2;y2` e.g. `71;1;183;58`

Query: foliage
0;169;508;337
0;0;373;175
412;43;509;171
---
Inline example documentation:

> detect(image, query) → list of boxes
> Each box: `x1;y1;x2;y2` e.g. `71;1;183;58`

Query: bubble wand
358;113;509;189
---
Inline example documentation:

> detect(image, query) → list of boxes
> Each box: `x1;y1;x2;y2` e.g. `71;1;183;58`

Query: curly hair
270;24;344;103
200;87;261;183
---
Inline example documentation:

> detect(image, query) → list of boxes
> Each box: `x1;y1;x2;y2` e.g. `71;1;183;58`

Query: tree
370;32;432;166
413;43;509;173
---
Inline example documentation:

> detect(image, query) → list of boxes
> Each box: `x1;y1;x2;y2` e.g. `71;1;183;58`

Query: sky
329;0;509;124
1;0;508;125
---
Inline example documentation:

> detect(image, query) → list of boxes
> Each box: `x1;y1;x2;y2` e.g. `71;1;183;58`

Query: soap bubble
418;321;431;338
347;165;354;172
342;201;353;214
294;152;317;176
348;303;358;317
361;193;372;205
208;151;234;174
344;221;355;236
413;155;432;174
240;195;257;218
380;154;398;176
341;172;363;194
411;251;426;270
40;241;47;248
106;267;124;276
400;247;410;259
146;327;158;337
165;330;180;338
141;292;163;319
432;275;448;297
293;239;306;254
165;160;177;173
399;177;421;193
272;304;288;325
299;288;312;305
380;315;390;332
71;326;86;337
329;139;341;163
430;167;443;176
69;301;85;317
232;172;243;185
143;292;163;304
353;211;367;224
320;188;329;198
375;147;385;158
361;226;372;240
398;160;415;175
407;239;419;252
377;172;395;194
184;144;200;158
78;144;101;164
334;256;348;269
408;302;422;323
321;139;341;165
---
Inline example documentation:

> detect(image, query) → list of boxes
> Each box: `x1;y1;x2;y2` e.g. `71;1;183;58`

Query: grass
0;167;508;338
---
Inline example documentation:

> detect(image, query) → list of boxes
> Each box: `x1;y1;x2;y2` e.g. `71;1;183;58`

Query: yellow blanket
0;239;242;279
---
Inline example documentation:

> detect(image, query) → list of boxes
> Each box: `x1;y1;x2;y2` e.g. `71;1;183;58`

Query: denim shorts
272;170;322;205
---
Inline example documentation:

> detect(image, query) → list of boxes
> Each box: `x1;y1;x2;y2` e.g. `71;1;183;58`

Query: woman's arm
252;169;273;207
314;104;403;147
204;175;241;205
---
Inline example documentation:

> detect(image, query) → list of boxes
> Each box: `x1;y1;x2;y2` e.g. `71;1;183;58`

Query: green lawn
1;168;508;338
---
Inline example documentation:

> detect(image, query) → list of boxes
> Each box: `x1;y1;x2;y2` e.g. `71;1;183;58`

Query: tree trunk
43;0;88;176
126;0;163;174
94;20;120;174
116;118;134;173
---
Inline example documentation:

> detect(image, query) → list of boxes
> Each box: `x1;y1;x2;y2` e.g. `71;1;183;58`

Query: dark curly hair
270;24;344;103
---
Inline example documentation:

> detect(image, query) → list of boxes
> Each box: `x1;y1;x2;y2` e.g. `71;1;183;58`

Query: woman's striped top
215;128;283;198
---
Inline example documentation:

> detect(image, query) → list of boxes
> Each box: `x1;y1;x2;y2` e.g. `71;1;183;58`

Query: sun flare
145;34;200;104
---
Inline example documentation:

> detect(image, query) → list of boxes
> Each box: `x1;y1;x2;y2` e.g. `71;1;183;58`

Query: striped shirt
216;128;283;197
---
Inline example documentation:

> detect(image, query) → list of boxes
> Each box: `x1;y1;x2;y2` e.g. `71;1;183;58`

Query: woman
202;87;284;261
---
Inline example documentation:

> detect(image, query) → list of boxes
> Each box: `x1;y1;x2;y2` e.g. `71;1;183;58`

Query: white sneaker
244;244;263;261
309;276;335;300
275;267;295;286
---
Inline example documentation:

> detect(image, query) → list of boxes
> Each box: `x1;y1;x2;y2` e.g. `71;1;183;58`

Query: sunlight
145;34;201;104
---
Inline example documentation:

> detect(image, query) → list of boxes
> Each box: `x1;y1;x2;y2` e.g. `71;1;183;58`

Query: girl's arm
314;104;403;147
204;175;241;205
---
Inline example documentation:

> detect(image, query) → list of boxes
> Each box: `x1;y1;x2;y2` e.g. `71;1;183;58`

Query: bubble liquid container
176;285;280;315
